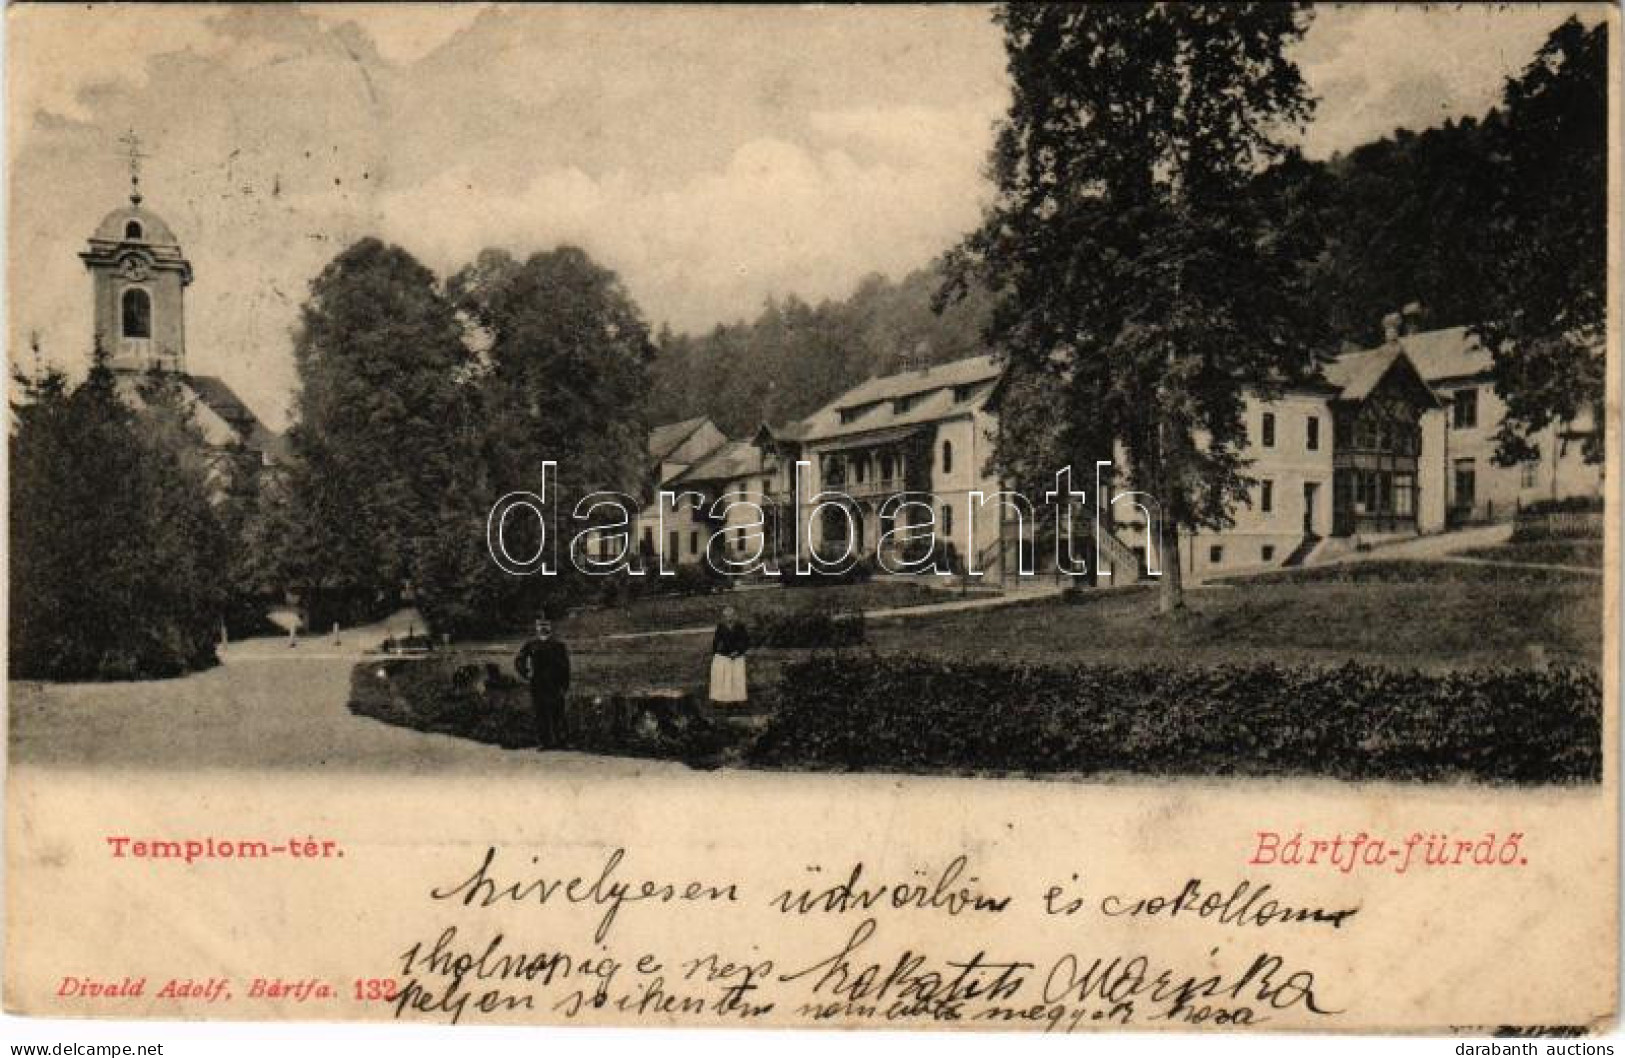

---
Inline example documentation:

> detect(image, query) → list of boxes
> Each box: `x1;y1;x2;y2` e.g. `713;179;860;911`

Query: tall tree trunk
1156;417;1185;614
1157;518;1184;614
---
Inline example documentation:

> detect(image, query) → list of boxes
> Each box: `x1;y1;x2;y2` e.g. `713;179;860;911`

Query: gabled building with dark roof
1142;306;1603;580
1133;320;1449;581
1392;322;1603;524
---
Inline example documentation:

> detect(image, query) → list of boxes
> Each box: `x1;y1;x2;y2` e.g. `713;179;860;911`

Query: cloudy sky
6;3;1605;426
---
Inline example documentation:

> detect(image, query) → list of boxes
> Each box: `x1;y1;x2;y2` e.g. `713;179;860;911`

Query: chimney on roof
1384;303;1426;342
901;338;930;375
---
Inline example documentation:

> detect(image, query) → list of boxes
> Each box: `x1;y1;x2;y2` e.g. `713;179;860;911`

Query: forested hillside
646;266;997;435
647;75;1592;435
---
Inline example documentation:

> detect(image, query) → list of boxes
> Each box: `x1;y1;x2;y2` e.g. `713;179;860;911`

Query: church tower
79;132;192;372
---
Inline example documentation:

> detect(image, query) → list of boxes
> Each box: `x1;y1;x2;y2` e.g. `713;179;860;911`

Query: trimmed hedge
1516;495;1604;517
746;655;1601;784
1225;559;1595;586
350;657;739;766
752;608;866;647
779;560;874;588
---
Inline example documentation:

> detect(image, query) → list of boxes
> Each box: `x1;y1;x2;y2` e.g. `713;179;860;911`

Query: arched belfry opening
121;287;152;339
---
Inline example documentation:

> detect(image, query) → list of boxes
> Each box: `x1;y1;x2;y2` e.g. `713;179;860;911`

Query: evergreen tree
10;350;234;679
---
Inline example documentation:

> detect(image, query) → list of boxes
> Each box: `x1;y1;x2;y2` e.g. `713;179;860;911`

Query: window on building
761;477;772;496
689;530;700;556
1355;469;1398;513
1261;412;1275;448
1453;458;1477;509
1306;416;1320;451
121;287;152;339
1261;545;1275;563
1395;473;1415;516
941;503;953;537
1453;388;1479;429
668;530;679;561
1209;545;1223;565
942;440;954;475
124;220;143;240
1260;480;1273;513
1520;460;1539;489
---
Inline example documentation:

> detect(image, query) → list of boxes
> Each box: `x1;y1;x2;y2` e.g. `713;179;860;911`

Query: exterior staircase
1282;533;1323;568
1090;524;1144;584
977;525;1143;586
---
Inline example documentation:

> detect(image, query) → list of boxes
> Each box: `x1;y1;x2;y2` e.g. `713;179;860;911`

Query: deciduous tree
279;238;471;618
944;2;1321;612
1473;16;1608;464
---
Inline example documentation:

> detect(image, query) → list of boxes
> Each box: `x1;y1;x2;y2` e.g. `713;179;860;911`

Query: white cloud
1293;3;1604;157
375;132;992;331
7;7;222;124
306;3;491;66
7;3;1600;429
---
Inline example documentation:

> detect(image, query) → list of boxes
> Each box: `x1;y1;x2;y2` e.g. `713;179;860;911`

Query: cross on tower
118;129;148;205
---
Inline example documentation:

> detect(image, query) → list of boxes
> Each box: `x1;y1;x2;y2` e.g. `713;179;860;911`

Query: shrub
669;561;731;596
752;608;866;647
349;656;742;766
747;655;1600;784
781;560;873;588
1512;496;1604;542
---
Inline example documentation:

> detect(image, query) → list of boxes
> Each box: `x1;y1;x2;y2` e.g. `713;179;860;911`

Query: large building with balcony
620;310;1603;583
789;355;1006;570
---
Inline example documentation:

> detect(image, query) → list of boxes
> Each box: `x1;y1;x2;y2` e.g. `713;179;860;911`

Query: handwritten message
387;846;1352;1030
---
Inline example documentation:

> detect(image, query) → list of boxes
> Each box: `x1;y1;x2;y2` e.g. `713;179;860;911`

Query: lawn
1460;537;1604;568
547;577;970;638
864;577;1600;673
467;561;1604;703
351;562;1604;783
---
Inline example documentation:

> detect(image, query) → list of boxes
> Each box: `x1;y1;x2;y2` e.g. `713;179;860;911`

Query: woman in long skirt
708;605;750;705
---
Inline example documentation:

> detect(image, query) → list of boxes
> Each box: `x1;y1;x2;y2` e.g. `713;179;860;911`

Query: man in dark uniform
515;617;571;749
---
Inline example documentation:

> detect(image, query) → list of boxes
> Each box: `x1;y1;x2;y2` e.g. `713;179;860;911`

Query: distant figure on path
709;606;750;705
515;617;572;748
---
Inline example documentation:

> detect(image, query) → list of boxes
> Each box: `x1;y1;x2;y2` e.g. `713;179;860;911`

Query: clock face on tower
119;256;149;281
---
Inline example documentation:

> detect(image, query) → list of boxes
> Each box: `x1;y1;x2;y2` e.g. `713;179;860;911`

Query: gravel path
7;648;681;776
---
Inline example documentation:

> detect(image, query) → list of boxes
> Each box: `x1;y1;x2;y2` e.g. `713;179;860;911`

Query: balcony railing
840;476;906;499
